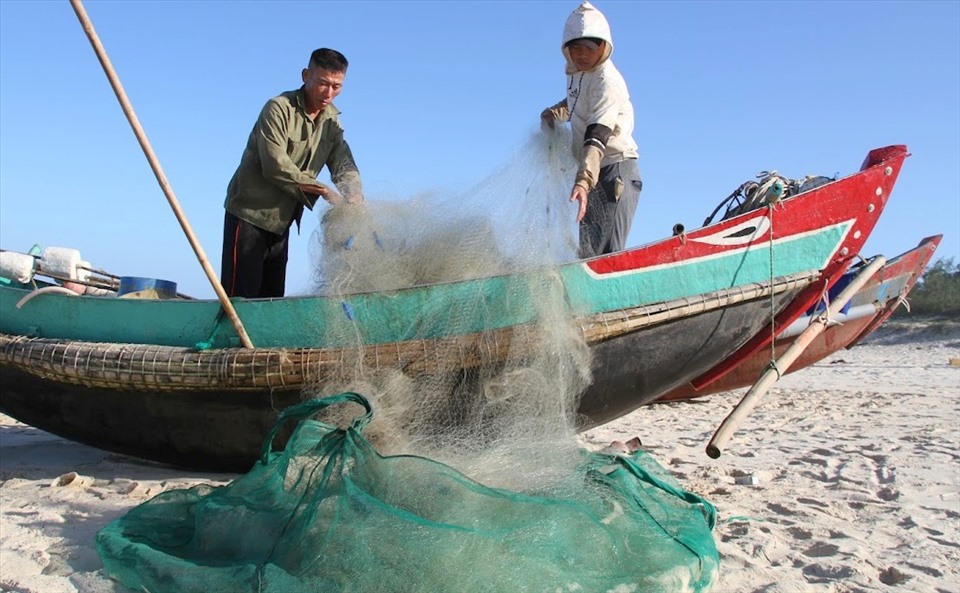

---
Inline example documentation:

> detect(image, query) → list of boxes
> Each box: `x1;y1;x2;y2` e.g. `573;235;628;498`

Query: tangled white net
304;128;596;492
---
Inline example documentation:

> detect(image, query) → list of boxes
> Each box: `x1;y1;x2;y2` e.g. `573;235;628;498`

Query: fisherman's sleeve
327;136;363;201
256;99;328;207
574;78;619;192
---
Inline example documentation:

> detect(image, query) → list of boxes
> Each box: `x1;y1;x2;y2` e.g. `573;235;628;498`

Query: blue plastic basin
117;276;178;299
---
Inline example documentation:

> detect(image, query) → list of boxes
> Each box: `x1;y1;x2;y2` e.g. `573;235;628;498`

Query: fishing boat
0;145;908;470
657;234;941;402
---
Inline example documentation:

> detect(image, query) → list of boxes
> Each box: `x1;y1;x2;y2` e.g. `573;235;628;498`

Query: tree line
897;257;960;317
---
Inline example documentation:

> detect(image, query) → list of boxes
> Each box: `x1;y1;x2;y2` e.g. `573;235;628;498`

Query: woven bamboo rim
1;271;818;391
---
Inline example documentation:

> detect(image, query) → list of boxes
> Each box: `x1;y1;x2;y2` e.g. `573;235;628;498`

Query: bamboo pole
705;255;887;459
68;0;253;349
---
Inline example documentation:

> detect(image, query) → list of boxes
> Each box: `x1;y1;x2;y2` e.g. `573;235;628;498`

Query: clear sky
1;0;957;298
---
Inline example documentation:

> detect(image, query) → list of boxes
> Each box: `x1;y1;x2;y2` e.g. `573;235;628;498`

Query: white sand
1;319;958;592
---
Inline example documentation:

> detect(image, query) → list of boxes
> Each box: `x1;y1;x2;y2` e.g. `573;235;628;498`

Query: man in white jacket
541;1;641;258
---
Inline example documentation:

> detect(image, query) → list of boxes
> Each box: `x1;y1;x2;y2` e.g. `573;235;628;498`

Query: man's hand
321;187;343;205
570;183;588;222
298;183;343;205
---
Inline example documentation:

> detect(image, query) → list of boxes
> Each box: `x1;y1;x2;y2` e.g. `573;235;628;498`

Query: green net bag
97;393;719;592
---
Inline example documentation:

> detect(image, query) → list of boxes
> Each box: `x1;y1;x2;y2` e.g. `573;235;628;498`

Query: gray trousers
579;158;641;258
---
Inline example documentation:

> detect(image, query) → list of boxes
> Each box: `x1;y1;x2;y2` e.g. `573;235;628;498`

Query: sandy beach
1;319;958;592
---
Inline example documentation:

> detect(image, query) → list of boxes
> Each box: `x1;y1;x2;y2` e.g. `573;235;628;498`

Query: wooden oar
706;255;887;458
68;0;253;349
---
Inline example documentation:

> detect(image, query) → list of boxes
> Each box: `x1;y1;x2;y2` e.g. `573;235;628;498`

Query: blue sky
1;0;957;298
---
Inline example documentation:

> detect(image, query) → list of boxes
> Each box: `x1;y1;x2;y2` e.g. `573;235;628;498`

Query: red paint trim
688;146;909;390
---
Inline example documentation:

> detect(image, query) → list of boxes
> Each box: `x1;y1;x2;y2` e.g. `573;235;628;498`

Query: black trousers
220;211;289;298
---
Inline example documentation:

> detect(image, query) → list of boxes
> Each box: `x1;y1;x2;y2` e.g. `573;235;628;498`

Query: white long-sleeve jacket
554;2;639;169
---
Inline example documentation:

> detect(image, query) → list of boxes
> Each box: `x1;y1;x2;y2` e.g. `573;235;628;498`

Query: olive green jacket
224;87;362;235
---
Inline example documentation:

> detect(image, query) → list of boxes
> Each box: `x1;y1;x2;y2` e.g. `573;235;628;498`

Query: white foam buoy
39;247;83;280
0;251;36;283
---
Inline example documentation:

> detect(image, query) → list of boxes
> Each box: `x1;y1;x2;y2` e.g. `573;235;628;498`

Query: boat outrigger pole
68;0;254;349
706;255;887;458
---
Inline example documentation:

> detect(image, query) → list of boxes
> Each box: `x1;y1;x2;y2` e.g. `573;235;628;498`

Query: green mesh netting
97;393;719;593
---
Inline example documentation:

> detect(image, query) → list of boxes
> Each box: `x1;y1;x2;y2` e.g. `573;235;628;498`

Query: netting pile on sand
98;393;720;593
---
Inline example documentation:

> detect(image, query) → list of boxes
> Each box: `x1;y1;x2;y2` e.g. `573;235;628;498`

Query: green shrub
897;257;960;318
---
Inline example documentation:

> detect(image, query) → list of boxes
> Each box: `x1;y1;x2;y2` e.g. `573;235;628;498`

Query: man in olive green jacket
221;48;363;298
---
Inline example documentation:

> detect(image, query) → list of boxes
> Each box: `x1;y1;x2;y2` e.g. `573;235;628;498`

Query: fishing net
98;129;720;590
97;392;719;593
297;129;592;491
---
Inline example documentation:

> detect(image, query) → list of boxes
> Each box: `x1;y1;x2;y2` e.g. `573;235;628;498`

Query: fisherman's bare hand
298;183;341;206
570;184;588;222
321;187;343;205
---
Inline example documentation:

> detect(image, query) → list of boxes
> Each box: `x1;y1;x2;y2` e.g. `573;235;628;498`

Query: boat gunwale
0;270;820;392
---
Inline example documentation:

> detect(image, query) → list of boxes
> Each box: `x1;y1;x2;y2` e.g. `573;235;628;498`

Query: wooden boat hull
0;146;908;470
0;280;810;471
658;235;942;402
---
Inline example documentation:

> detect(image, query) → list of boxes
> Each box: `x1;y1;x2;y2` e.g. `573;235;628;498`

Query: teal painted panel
561;226;848;314
179;275;549;348
335;274;546;345
0;288;223;347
